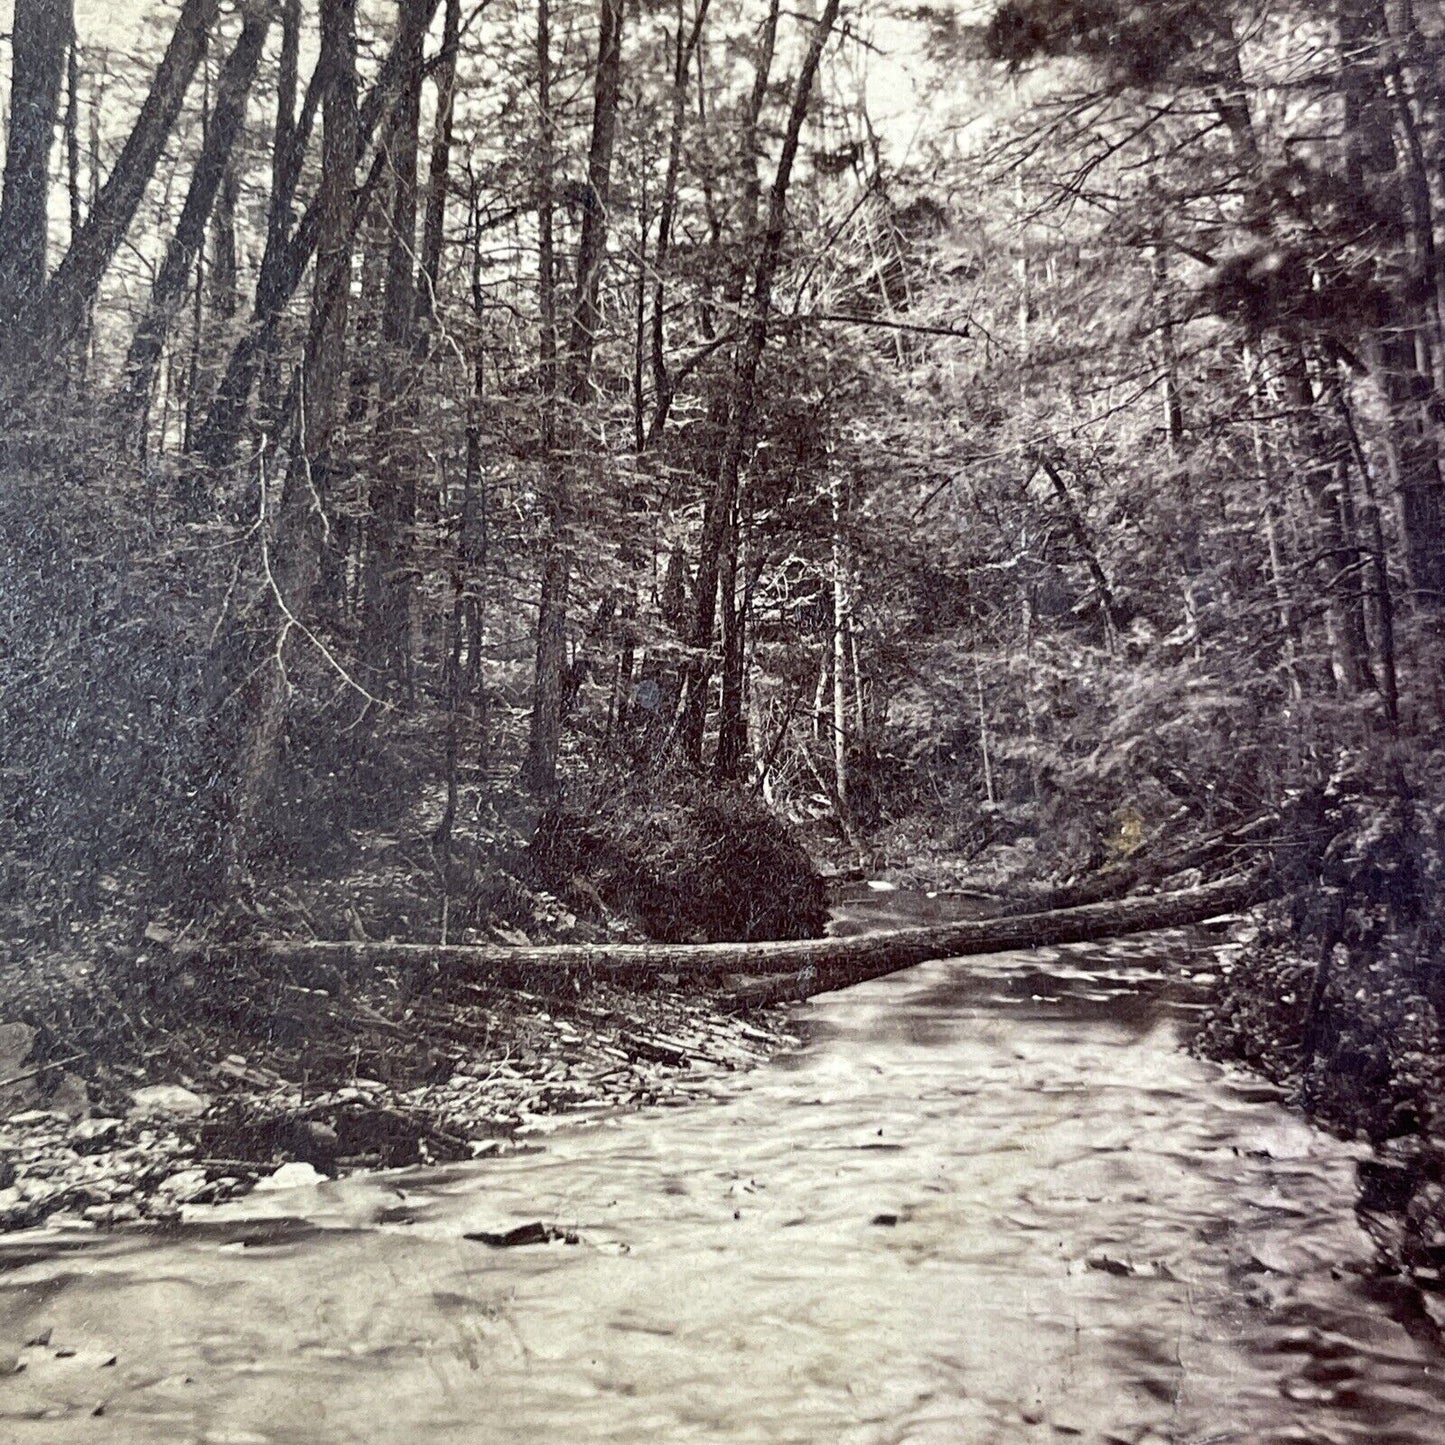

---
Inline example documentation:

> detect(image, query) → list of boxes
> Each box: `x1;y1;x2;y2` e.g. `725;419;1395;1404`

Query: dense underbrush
530;768;828;943
1196;759;1445;1276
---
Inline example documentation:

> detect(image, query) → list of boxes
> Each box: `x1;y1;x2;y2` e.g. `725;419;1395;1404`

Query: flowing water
3;899;1445;1444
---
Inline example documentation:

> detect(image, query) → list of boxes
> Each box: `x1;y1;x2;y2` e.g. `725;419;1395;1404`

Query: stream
3;897;1445;1443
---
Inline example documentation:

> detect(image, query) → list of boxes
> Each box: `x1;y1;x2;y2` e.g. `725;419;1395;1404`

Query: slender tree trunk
976;659;996;807
524;0;626;792
1335;375;1401;730
63;23;80;246
564;0;625;395
679;0;841;763
831;478;849;808
522;0;562;794
63;24;83;384
0;0;72;327
1243;343;1304;703
1280;343;1375;696
209;159;239;323
714;491;747;780
428;0;467;888
647;0;711;441
1152;244;1185;449
362;0;429;693
222;0;360;892
419;0;461;321
1376;327;1445;605
307;0;359;456
196;0;439;466
5;0;220;371
113;3;270;438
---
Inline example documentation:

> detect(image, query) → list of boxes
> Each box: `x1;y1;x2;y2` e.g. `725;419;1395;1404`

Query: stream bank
0;958;798;1234
4;915;1444;1442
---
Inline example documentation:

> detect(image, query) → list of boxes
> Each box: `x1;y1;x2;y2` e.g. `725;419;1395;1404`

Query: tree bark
0;0;73;326
523;0;626;793
521;0;563;794
5;0;220;371
195;0;440;467
1279;343;1376;696
679;0;841;762
1338;0;1445;605
184;873;1267;998
113;1;271;437
647;0;711;441
419;0;461;320
221;0;360;893
209;158;239;323
362;0;430;693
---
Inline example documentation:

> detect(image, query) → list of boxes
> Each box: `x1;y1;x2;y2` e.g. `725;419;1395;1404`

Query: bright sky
0;0;999;172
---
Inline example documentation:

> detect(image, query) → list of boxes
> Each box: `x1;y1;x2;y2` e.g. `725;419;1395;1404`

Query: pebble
71;1118;124;1153
131;1085;208;1120
0;984;794;1235
254;1161;327;1192
157;1167;210;1202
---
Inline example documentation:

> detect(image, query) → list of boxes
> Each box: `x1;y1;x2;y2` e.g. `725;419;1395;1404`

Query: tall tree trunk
196;0;439;467
679;0;841;764
1376;328;1445;605
521;0;562;794
1334;373;1401;730
647;0;711;441
222;0;360;893
714;492;747;780
113;2;270;439
831;476;849;808
64;21;80;233
1338;0;1445;604
4;0;220;372
307;0;359;456
0;0;72;328
564;0;625;398
1243;343;1304;704
209;159;239;323
438;189;492;869
1280;345;1375;697
672;0;777;760
419;0;461;321
523;0;626;793
362;0;429;692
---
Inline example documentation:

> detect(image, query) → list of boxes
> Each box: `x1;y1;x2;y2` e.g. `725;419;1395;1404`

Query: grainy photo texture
2;0;1445;1438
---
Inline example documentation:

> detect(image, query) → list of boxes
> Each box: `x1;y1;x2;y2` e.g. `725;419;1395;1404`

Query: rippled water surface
3;910;1444;1443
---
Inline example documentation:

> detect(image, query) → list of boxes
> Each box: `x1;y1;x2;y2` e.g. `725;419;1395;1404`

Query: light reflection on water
2;910;1443;1443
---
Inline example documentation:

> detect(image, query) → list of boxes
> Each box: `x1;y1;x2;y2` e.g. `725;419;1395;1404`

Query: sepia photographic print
3;0;1445;1438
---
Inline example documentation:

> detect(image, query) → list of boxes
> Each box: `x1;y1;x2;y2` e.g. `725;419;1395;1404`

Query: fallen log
176;871;1268;997
719;869;1267;1008
1000;813;1277;915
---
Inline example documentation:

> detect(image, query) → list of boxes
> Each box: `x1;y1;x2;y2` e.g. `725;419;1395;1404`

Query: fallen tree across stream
997;812;1279;915
176;871;1268;1007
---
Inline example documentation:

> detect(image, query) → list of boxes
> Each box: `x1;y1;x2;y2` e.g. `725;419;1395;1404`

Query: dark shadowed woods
3;0;1445;1259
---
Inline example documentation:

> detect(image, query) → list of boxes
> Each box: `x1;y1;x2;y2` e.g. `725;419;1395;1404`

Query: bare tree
0;0;73;325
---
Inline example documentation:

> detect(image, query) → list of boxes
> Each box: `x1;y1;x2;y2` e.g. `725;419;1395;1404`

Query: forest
2;0;1445;1278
